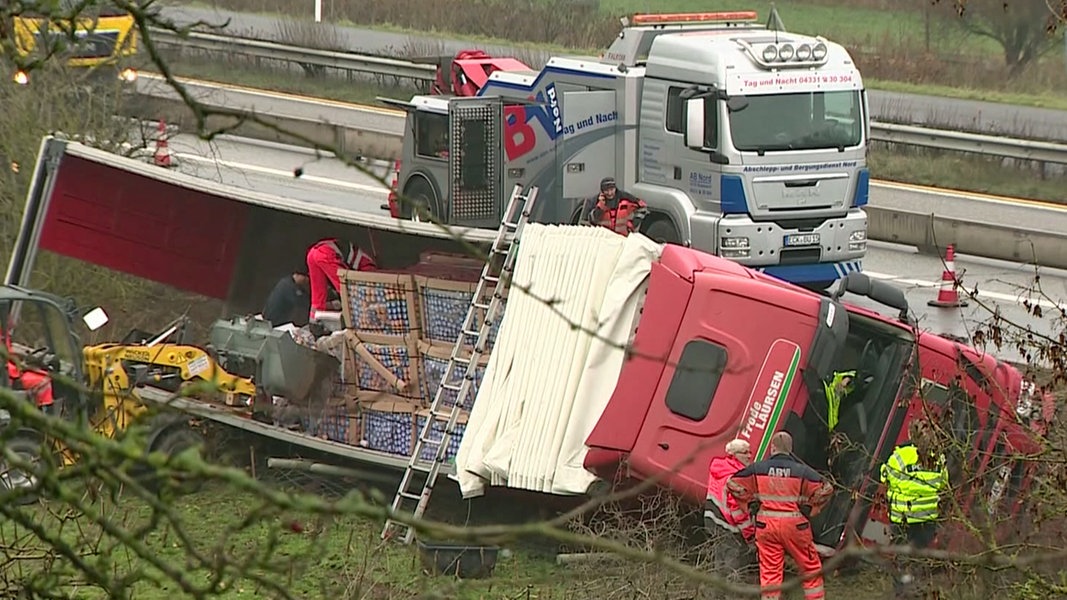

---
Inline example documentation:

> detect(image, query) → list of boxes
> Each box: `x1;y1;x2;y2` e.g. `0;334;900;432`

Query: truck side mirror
684;97;705;150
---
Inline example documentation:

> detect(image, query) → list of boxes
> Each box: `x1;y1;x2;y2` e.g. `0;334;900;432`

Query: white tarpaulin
452;224;663;498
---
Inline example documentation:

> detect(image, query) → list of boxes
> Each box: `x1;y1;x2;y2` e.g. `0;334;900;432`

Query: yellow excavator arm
83;342;257;406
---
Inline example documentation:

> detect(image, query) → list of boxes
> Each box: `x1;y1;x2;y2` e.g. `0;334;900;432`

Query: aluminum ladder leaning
380;184;539;545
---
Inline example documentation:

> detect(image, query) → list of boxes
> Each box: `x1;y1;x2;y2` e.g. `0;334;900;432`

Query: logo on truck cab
738;339;801;460
502;83;563;160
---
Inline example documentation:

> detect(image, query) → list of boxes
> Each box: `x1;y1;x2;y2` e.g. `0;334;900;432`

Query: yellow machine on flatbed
0;287;258;501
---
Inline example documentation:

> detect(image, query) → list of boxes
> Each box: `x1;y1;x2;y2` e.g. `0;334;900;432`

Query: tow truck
384;10;871;289
3;136;1053;559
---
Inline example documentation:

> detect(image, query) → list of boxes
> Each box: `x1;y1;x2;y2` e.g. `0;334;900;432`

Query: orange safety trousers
754;515;825;600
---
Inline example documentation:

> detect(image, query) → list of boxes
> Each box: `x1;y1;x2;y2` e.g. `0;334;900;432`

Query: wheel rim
1;450;39;492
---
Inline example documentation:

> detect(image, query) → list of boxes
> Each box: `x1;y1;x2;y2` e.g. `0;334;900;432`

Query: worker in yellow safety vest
879;419;949;598
824;370;855;432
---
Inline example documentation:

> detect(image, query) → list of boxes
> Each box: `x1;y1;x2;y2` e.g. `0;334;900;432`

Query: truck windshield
793;311;916;546
728;90;863;153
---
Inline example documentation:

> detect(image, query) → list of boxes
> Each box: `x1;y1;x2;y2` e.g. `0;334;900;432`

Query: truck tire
137;425;207;496
0;431;46;505
402;178;439;222
643;217;682;245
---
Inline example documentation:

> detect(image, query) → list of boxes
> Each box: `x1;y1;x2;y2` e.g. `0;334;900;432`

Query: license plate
784;233;820;247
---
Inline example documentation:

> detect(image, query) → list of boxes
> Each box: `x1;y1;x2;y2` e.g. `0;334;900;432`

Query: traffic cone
928;244;968;308
153;120;175;168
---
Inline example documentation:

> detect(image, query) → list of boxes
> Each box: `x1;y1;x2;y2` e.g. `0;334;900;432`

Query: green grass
0;482;908;599
156;57;1067;204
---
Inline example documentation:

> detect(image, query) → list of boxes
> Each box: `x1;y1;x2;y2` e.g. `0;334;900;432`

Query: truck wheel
402;179;439;222
138;425;207;496
643;217;681;245
0;432;46;505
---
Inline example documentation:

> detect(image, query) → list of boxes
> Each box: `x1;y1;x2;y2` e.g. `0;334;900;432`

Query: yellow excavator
0;286;257;502
1;285;343;502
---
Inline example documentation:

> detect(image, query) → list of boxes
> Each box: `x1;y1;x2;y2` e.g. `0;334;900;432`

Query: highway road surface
166;132;1067;365
156;4;1067;143
140;83;1067;238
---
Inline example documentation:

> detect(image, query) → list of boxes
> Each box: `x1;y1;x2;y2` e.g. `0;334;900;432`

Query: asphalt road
168;132;1067;365
140;80;1067;235
155;4;1067;142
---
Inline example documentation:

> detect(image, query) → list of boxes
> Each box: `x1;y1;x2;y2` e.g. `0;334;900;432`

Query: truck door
447;98;505;229
559;90;617;224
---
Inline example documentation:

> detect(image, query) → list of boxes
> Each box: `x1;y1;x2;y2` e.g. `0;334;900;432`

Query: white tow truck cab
387;10;871;288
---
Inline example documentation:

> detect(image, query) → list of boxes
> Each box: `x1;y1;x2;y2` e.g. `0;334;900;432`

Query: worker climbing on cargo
880;418;949;598
0;315;56;414
727;431;834;600
306;238;377;320
262;266;311;327
704;438;757;571
582;177;649;236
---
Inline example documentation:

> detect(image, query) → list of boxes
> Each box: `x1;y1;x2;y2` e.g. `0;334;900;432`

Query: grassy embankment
150;0;1067;202
1;482;903;599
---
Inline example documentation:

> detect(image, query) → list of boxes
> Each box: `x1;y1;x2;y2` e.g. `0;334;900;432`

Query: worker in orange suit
727;431;834;600
1;321;56;413
586;177;648;236
305;238;377;319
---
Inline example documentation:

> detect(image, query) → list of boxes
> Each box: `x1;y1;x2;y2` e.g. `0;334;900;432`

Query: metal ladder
381;184;539;544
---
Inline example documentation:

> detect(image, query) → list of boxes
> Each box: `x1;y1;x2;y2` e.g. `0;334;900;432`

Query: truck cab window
728;90;862;153
665;86;718;148
802;314;915;547
663;339;727;421
414;111;449;160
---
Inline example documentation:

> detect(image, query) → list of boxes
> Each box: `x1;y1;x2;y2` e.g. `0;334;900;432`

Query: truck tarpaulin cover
41;154;248;299
453;224;663;498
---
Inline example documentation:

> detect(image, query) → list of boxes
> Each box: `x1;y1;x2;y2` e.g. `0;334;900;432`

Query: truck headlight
721;236;750;249
849;230;867;242
1016;380;1036;419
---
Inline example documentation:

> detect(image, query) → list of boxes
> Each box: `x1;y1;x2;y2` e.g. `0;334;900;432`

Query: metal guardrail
148;28;1067;166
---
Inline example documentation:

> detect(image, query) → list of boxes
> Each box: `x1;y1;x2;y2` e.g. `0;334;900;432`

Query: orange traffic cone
928;244;968;308
153;120;174;168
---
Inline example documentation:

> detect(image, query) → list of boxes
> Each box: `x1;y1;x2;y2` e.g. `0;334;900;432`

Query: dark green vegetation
186;0;1067;109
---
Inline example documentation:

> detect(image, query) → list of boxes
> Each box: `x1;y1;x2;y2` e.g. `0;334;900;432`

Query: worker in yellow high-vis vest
880;420;949;598
824;370;855;432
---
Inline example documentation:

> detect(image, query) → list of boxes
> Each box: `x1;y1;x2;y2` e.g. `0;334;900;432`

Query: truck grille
35;29;120;59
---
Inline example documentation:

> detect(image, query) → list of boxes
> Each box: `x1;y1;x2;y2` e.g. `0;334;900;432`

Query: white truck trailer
386;10;871;289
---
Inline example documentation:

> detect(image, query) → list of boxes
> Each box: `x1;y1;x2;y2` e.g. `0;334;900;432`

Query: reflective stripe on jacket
726;452;834;520
705;455;755;539
879;442;948;524
824;370;855;431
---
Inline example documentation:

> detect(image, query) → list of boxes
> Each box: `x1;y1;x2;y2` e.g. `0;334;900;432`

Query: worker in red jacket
727;431;834;600
706;438;757;541
2;321;55;412
305;238;377;319
587;177;648;236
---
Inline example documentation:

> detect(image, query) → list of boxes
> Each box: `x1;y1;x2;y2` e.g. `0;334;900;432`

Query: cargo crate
339;270;420;338
348;332;421;399
415;277;507;350
418;340;487;410
302;400;360;444
414;409;469;464
361;398;420;456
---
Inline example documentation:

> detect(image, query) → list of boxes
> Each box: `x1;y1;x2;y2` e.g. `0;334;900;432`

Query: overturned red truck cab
582;244;1055;552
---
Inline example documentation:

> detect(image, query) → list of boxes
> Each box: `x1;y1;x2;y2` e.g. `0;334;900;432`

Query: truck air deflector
720;174;748;214
854;168;870;207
